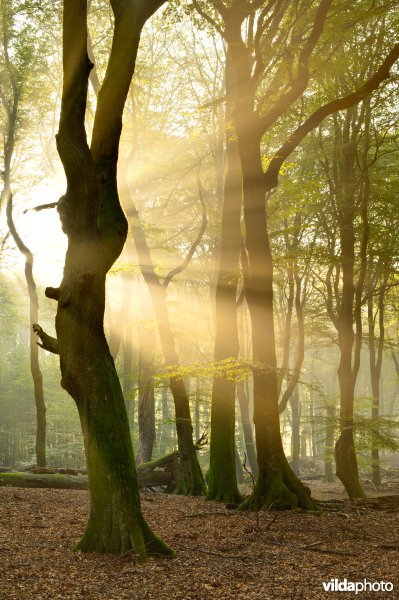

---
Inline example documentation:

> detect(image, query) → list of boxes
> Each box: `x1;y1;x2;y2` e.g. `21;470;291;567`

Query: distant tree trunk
34;0;172;558
128;200;206;496
136;324;156;464
122;324;135;429
235;444;244;484
108;271;133;359
1;5;46;468
6;196;46;467
368;271;388;489
159;385;172;454
207;51;242;504
290;385;301;475
324;399;336;482
329;104;369;499
195;378;201;449
237;382;258;477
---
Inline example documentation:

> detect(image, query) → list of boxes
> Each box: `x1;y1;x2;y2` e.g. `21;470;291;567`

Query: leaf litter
1;479;398;599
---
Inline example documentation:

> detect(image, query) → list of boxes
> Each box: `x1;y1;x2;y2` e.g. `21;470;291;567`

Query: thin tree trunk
1;4;46;467
159;385;172;454
122;324;135;429
136;324;156;464
290;385;301;475
128;200;206;496
237;381;258;477
368;272;387;489
6;196;46;467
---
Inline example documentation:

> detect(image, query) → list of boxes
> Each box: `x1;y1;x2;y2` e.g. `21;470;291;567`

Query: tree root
239;461;318;512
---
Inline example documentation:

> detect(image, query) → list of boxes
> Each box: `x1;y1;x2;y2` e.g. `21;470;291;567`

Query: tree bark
6;197;47;467
207;50;243;503
333;108;366;499
290;385;301;475
368;272;387;489
136;323;156;464
35;0;172;558
237;381;258;478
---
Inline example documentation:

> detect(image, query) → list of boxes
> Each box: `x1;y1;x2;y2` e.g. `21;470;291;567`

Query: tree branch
162;178;208;289
33;324;59;355
258;0;332;131
265;42;399;188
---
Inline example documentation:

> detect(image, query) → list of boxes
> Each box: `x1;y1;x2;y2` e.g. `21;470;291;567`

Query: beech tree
191;0;399;509
0;0;47;466
33;0;172;557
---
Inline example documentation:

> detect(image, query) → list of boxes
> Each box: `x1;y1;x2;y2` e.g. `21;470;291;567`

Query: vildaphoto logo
322;579;394;594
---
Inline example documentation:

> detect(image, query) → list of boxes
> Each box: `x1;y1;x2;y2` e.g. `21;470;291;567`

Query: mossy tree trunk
35;0;172;558
237;145;315;510
207;51;243;504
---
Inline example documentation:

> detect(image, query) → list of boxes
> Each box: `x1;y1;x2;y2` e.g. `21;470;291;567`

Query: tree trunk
6;190;47;467
236;133;315;510
334;111;365;499
1;5;46;468
122;324;135;429
34;0;172;558
290;385;301;475
237;381;258;477
136;324;156;464
159;385;172;454
368;273;387;489
324;398;336;482
128;203;206;496
207;51;243;503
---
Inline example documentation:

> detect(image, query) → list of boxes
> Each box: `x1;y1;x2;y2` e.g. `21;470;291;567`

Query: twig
265;514;279;530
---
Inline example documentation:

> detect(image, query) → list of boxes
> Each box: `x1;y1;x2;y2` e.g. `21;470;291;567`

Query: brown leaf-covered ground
1;480;398;599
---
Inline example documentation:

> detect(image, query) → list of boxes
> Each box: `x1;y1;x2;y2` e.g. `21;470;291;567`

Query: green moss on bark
239;454;317;511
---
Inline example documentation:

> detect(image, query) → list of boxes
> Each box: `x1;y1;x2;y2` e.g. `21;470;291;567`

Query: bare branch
265;42;399;187
162;178;208;289
258;0;332;131
33;324;59;355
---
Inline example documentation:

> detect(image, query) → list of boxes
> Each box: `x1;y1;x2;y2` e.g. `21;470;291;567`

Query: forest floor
1;478;398;600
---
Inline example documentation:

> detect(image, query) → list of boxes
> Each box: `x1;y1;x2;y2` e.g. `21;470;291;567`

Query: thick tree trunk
207;52;242;503
35;0;172;558
236;133;315;510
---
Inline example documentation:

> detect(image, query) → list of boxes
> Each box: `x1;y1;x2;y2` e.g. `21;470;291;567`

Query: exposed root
239;461;318;512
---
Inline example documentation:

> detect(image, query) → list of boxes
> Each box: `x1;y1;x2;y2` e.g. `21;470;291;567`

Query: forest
0;0;399;598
